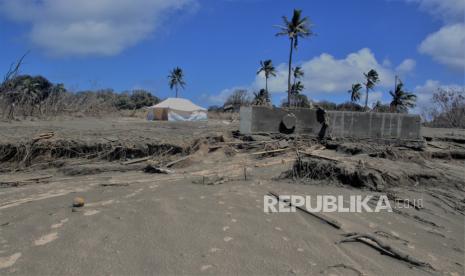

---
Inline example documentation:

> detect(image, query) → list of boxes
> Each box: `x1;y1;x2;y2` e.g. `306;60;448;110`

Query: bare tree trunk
364;85;369;111
176;86;178;98
287;38;294;107
265;76;268;94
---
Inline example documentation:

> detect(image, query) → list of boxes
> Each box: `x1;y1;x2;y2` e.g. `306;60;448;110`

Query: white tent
147;98;208;121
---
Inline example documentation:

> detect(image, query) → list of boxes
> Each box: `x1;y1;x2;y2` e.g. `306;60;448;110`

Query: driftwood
338;232;434;270
121;156;150;165
251;148;290;156
165;155;190;168
268;191;342;230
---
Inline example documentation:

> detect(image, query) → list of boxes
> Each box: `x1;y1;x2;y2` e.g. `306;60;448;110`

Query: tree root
337;232;435;270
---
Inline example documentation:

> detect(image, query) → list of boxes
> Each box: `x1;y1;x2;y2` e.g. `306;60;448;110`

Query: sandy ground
0;118;464;275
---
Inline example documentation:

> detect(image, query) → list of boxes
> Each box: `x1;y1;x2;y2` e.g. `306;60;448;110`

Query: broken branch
338;232;434;270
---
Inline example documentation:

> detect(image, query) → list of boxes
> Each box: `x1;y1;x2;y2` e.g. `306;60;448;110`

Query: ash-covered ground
0;117;464;275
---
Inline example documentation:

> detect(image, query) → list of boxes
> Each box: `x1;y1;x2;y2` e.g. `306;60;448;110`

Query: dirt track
0;118;464;275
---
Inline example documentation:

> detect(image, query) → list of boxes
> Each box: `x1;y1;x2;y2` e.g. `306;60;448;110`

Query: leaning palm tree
168;67;186;98
276;9;313;106
257;60;276;94
348;83;362;103
363;69;379;111
389;80;417;113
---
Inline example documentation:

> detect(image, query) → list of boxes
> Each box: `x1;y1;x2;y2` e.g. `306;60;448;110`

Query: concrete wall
240;106;422;140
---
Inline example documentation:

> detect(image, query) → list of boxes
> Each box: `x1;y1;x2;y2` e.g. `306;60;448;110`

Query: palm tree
348;83;362;103
292;66;304;86
291;81;304;95
389;80;417;113
253;89;271;106
168;67;186;98
290;81;304;107
363;69;379;111
276;9;313;106
257;60;276;94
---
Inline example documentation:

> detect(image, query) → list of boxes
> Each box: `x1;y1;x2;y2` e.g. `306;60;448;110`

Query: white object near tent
147;98;208;121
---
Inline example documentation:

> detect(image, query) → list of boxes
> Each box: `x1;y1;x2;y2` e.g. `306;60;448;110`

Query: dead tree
3;51;29;83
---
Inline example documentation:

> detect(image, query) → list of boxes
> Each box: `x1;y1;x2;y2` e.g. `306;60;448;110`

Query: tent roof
150;98;207;112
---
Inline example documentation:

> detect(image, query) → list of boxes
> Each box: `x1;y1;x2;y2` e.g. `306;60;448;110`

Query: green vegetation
348;83;362;103
253;89;271;106
389;80;417;113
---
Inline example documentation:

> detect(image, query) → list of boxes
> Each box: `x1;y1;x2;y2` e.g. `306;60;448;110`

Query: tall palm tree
348;83;362;103
389;80;417;113
257;59;276;94
276;9;313;106
363;69;379;111
168;67;186;98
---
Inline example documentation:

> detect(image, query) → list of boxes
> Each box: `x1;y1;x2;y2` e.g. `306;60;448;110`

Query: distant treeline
209;88;464;129
0;74;160;119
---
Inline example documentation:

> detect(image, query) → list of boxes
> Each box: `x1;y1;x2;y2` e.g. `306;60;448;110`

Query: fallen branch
121;156;150;165
165;155;190;168
251;148;290;156
268;191;342;229
337;232;434;270
297;150;341;162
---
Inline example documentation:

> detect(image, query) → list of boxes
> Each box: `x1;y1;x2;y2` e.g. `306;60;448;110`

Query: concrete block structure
239;106;422;140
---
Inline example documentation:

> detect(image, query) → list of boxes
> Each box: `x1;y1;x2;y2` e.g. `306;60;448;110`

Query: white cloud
253;48;403;96
405;0;465;23
418;23;465;71
368;91;384;107
0;0;196;56
403;0;465;71
396;58;416;74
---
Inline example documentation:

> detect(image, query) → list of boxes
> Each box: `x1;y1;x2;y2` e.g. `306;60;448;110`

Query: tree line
0;74;160;119
250;9;419;114
0;53;189;120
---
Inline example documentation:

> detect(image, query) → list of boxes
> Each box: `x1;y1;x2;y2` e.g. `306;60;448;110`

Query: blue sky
0;0;463;110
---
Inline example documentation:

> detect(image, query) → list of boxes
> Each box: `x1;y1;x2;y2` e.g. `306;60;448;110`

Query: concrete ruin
240;106;422;141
